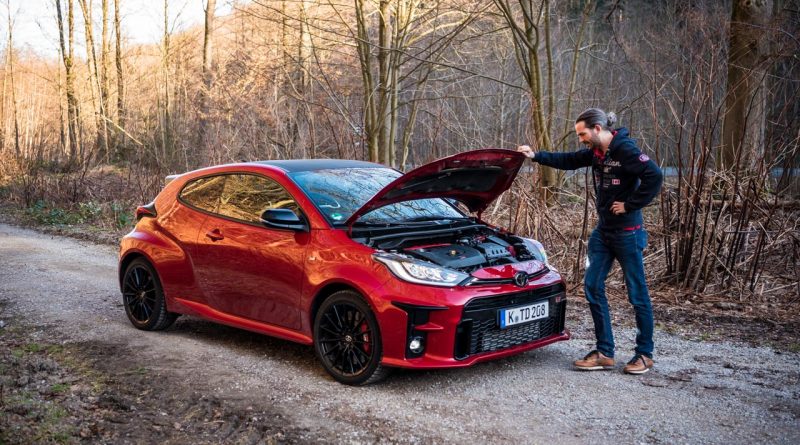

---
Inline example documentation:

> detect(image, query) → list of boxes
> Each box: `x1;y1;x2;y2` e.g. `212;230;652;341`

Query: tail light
135;202;157;221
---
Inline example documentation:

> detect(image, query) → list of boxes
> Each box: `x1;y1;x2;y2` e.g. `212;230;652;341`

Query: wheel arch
309;281;391;385
309;282;362;332
308;278;391;333
118;250;159;292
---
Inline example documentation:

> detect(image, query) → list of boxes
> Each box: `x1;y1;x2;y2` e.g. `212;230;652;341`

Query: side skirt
172;297;313;345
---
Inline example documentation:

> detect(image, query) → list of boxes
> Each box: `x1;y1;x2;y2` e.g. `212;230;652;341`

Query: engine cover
406;244;486;269
476;241;511;260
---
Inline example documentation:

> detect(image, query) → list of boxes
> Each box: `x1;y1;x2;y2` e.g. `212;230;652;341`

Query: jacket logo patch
604;160;621;167
612;179;620;185
639;154;650;162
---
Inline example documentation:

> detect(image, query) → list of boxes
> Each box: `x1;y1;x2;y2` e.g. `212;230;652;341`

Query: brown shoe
574;350;615;371
623;354;654;375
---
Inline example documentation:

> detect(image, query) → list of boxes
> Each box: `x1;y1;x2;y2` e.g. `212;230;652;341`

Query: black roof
252;159;385;172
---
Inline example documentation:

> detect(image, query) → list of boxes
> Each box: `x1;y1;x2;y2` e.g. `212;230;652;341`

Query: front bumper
378;274;570;369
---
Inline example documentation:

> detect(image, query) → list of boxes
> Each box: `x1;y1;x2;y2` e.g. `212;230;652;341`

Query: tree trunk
377;0;392;166
354;0;378;162
494;0;555;203
199;0;216;154
113;0;126;161
526;1;555;202
160;0;172;166
5;9;19;158
543;0;553;131
56;0;80;164
78;0;109;164
297;0;313;156
0;24;6;154
558;0;593;188
561;0;593;151
100;0;110;163
719;0;773;171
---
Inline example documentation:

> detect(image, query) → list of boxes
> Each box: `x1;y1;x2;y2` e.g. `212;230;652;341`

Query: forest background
0;0;798;335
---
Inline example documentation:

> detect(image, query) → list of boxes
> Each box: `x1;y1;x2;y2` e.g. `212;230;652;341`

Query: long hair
576;108;617;130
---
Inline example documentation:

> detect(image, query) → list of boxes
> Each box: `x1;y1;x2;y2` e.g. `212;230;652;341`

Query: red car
119;149;569;385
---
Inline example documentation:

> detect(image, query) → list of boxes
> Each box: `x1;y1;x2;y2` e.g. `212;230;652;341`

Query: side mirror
260;209;308;232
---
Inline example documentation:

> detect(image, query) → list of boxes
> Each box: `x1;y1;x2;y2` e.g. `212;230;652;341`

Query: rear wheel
313;290;390;385
122;258;177;331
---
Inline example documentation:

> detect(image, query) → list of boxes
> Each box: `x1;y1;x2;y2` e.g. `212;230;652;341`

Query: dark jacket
533;128;663;231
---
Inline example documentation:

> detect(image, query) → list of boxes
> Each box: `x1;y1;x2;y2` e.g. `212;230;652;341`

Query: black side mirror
260;209;308;232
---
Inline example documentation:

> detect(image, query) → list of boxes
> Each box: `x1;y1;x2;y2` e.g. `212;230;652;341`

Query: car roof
251;159;385;172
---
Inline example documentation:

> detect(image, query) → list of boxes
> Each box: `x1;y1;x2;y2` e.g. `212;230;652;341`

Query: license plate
499;301;549;329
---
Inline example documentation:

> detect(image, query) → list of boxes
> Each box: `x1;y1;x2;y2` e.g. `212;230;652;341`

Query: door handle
205;229;224;241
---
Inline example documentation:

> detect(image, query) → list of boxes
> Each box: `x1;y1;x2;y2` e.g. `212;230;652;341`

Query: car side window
217;174;300;223
179;175;226;213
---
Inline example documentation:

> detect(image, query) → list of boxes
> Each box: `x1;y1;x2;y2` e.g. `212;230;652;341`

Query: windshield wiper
349;216;469;227
351;220;408;227
401;216;470;223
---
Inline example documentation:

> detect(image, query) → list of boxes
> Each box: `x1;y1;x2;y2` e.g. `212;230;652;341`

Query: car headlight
523;238;549;266
373;253;469;287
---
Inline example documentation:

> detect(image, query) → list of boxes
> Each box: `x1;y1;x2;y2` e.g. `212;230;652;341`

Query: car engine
402;235;511;269
374;227;545;273
354;220;548;273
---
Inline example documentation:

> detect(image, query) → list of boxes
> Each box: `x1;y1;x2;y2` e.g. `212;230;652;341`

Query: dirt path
0;222;798;444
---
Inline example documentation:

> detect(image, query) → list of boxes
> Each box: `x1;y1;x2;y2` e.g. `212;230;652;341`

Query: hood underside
345;149;526;226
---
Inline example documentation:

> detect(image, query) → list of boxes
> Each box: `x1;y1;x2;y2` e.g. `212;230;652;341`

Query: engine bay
358;223;546;273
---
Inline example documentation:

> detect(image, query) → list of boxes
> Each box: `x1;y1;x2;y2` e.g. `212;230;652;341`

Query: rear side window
179;175;226;213
217;174;299;223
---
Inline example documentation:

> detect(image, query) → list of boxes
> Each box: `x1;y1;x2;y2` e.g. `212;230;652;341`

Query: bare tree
351;0;393;164
55;0;80;163
160;0;172;165
4;2;20;157
100;0;110;160
113;0;125;160
347;0;476;167
78;0;110;163
560;0;593;152
719;0;774;171
198;0;216;151
493;0;556;202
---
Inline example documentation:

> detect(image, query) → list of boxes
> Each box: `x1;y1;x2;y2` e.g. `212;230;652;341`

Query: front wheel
313;291;391;385
122;257;177;331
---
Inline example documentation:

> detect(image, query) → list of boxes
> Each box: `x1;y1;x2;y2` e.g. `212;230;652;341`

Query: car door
166;174;227;304
192;173;310;330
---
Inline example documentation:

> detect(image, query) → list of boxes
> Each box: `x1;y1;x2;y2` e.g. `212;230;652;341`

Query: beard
583;136;601;150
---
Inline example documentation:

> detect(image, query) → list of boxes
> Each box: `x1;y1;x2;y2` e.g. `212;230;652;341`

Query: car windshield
288;167;465;225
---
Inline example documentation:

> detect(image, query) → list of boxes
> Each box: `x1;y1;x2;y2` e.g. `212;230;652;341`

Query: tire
313;290;391;385
122;257;177;331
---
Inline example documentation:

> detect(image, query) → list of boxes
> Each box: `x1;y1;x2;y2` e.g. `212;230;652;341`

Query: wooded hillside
0;0;798;306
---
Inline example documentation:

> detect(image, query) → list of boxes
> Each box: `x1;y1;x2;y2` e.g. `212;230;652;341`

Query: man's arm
619;147;663;212
517;145;593;170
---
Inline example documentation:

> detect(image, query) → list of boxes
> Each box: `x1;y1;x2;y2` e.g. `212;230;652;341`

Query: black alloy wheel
313;290;390;385
122;258;177;331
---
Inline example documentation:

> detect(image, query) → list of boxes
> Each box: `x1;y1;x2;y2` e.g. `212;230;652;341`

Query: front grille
464;266;550;286
454;284;566;360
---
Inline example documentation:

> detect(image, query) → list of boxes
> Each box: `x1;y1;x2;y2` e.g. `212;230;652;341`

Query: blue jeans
584;227;653;358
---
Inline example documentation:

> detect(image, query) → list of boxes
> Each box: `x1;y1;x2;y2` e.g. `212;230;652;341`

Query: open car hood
345;149;526;226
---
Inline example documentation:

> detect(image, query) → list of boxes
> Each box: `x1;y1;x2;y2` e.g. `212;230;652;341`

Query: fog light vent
392;302;447;359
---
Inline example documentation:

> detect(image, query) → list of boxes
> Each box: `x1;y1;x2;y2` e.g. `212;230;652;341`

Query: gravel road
0;222;798;444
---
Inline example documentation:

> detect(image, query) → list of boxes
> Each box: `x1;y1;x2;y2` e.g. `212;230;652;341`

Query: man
518;108;663;374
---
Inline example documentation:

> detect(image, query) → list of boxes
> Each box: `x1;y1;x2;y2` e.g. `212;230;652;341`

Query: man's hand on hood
517;145;536;159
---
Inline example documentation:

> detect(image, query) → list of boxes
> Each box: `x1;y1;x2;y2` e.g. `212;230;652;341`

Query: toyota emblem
513;271;529;287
